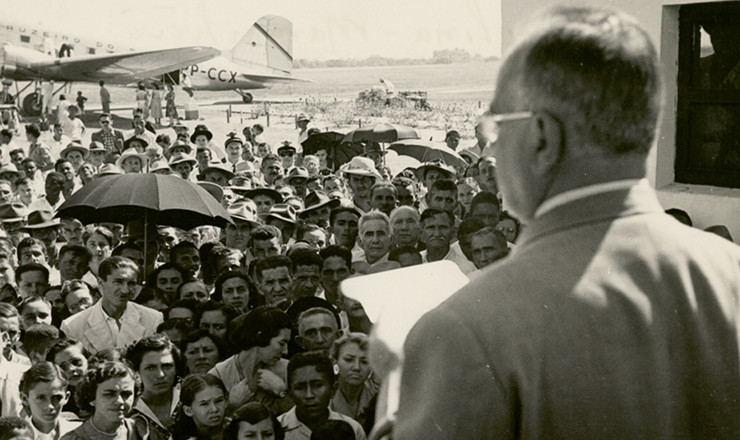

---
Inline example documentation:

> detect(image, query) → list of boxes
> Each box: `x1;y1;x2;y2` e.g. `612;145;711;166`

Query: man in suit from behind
395;6;740;440
61;256;162;353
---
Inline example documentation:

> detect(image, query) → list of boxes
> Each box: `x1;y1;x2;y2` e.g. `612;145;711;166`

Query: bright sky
5;0;502;61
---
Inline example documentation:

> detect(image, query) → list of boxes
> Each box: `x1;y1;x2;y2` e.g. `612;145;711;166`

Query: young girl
224;402;283;440
172;374;227;440
60;361;146;440
19;362;81;439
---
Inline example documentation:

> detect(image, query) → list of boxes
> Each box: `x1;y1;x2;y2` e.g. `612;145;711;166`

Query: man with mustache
61;256;162;353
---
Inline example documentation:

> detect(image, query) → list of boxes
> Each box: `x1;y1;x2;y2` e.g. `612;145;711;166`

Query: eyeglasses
479;111;533;142
100;120;110;125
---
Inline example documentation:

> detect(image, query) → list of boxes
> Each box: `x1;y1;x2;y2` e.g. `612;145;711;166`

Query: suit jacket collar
85;301;148;352
518;181;664;249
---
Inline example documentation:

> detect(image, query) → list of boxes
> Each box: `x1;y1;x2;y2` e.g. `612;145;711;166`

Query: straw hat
342;156;382;180
60;141;89;160
115;149;147;170
299;191;340;218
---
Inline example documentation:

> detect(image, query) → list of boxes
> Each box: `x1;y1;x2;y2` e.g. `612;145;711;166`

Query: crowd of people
0;72;526;440
1;5;740;440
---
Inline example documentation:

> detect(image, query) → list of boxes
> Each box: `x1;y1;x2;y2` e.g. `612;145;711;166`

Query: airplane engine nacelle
0;45;17;77
0;44;53;80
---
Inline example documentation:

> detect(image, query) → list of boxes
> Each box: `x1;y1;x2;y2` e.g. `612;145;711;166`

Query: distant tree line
294;48;498;68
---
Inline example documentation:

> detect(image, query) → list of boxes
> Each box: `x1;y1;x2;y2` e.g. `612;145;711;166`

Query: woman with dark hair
61;361;146;440
83;226;114;276
208;306;293;415
211;270;254;313
496;210;521;243
126;333;184;440
180;328;223;375
172;374;228;440
224;402;284;440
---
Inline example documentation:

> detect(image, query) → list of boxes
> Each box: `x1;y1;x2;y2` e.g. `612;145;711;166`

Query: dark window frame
676;2;740;188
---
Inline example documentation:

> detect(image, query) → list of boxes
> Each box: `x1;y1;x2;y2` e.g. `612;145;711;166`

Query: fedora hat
0;163;21;180
97;163;123;177
458;149;480;163
266;203;297;225
148;159;171;174
89;141;107;153
190;127;213;143
342;156;382;180
168;140;193;155
201;161;235;180
296;113;311;123
116;149;147;170
284;167;310;185
168;152;197;168
23;210;60;230
244;187;283;203
228;200;259;225
0;203;28;223
60;141;89;160
415;159;456;181
197;181;224;202
331;198;362;219
299;191;340;218
173;121;188;130
123;136;149;151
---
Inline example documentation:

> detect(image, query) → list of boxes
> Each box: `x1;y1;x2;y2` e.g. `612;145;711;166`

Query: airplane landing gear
22;93;42;116
242;93;253;104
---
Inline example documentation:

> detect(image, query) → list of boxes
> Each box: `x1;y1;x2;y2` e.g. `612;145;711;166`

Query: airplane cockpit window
20;35;30;43
676;2;740;188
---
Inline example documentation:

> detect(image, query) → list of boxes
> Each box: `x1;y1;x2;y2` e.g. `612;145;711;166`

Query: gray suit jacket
396;183;740;439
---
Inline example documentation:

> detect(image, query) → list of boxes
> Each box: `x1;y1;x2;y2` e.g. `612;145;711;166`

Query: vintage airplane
0;15;301;115
156;15;302;104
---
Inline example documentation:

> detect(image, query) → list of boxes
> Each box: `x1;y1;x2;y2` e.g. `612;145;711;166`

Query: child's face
94;376;136;426
289;365;335;420
183;385;226;429
22;379;69;429
237;418;275;440
54;345;89;387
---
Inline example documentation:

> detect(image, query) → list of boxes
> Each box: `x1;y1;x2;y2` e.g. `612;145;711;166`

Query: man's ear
529;112;564;176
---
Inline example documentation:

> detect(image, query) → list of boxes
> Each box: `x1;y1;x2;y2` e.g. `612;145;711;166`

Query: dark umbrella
56;173;232;230
342;123;420;144
57;173;232;278
301;131;350;170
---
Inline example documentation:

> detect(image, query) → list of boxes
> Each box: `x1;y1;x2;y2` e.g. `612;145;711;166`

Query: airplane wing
27;46;219;83
239;72;311;84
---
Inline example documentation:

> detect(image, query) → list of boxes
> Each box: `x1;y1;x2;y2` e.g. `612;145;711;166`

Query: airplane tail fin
230;15;294;74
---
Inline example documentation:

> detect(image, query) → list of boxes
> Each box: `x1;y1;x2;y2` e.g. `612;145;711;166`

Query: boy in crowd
279;352;366;440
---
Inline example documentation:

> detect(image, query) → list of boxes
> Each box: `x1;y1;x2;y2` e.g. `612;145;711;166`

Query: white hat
342;156;382;181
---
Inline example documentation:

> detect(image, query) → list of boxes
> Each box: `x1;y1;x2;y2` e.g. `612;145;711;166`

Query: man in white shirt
61;256;163;353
